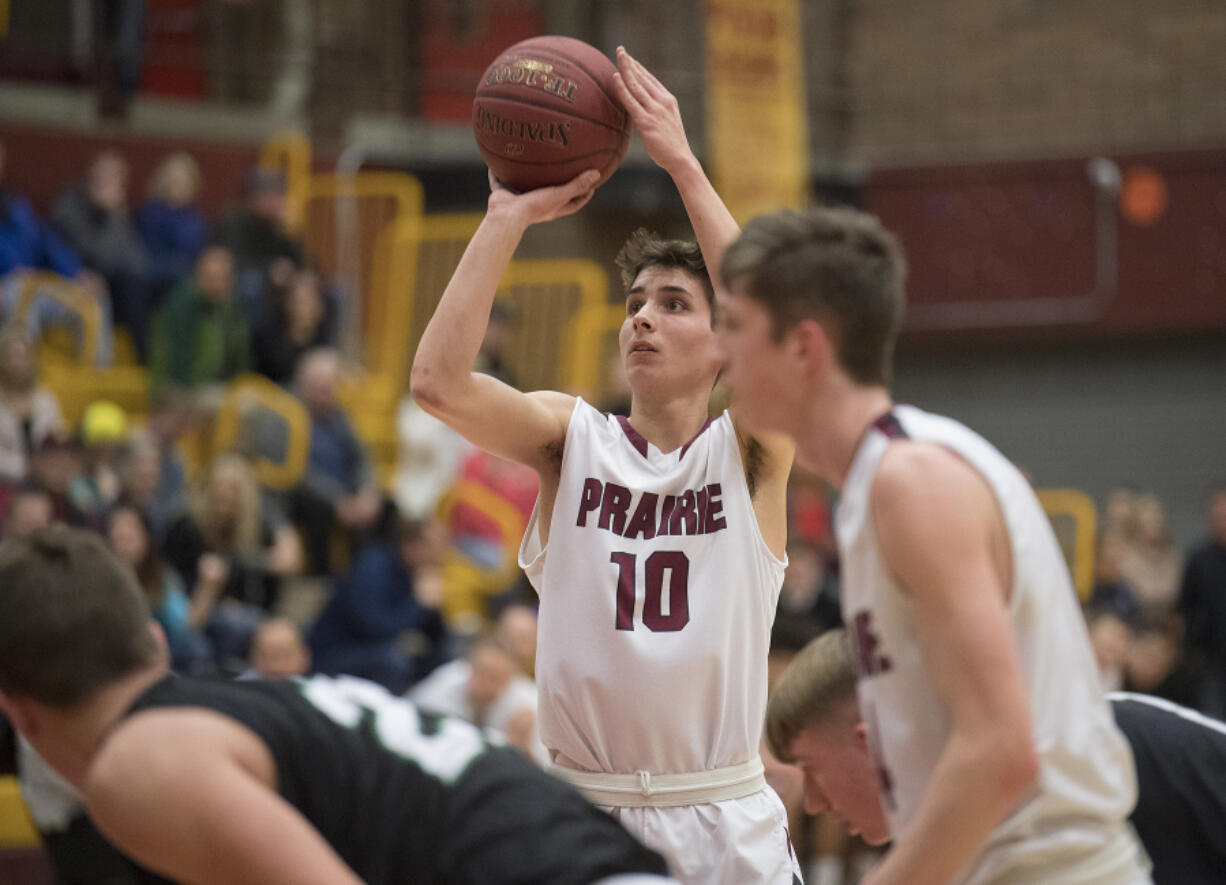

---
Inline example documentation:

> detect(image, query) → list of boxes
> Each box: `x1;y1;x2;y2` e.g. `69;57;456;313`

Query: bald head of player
765;628;890;845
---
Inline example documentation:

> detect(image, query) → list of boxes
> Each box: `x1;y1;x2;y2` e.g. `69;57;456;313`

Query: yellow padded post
0;777;38;849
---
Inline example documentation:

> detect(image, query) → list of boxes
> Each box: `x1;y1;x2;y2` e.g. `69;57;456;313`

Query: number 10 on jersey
610;551;690;632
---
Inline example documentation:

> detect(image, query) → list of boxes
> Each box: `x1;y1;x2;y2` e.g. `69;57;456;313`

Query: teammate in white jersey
412;49;800;884
716;208;1151;885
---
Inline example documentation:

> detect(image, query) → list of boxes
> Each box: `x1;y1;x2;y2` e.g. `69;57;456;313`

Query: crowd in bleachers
0;135;546;734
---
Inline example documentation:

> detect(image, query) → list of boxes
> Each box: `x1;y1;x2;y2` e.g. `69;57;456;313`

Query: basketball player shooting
715;207;1152;884
412;48;801;885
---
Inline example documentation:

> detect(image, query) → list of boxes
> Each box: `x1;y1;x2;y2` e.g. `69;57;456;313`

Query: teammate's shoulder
874;439;977;495
871;441;999;549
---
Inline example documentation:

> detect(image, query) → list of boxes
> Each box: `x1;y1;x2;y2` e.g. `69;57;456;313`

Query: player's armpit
86;710;363;885
733;422;794;559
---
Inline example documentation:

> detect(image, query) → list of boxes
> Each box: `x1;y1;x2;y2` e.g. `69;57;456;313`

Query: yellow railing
304;172;425;231
368;213;422;389
563;302;627;400
259;130;312;233
16;272;102;366
1037;488;1097;600
212;374;311;491
411;212;613;396
0;777;38;849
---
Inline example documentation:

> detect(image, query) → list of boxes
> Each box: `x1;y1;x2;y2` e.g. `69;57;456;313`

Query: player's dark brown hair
765;628;858;763
615;228;715;312
721;207;907;387
0;525;159;707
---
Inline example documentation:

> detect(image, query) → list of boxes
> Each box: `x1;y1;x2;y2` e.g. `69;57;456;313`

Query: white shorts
601;787;802;885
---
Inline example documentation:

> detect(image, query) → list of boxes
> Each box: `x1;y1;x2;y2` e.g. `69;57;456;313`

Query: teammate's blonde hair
765;627;858;763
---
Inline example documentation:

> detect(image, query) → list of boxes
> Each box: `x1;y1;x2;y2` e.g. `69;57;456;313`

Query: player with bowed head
0;526;676;885
715;207;1151;884
768;628;1226;885
411;48;800;884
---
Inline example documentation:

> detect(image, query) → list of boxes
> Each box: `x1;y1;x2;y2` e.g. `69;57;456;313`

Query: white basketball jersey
838;405;1141;885
519;399;785;775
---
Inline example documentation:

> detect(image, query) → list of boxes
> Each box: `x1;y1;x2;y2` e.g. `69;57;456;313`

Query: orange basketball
473;36;630;193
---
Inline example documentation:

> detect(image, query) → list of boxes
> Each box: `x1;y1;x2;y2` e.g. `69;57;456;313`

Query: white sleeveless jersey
519;398;785;775
838;405;1141;885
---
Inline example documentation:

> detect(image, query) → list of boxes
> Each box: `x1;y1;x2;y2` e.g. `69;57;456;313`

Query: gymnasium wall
893;336;1226;551
845;0;1226;167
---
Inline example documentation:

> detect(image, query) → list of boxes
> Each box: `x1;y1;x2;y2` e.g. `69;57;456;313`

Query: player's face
789;722;890;845
715;286;795;436
619;267;719;397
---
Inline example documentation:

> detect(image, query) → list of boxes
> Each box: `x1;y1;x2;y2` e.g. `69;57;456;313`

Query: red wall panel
864;148;1226;339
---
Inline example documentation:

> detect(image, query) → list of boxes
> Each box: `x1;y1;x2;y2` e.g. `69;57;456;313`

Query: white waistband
983;826;1151;885
548;758;767;808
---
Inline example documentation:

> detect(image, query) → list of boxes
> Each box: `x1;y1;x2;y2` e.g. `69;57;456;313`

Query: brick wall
839;0;1226;167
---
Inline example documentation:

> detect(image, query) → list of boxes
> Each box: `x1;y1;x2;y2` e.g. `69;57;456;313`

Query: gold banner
704;0;809;221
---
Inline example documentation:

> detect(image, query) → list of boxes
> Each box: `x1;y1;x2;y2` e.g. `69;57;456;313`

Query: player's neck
794;382;893;489
26;665;169;790
627;393;712;454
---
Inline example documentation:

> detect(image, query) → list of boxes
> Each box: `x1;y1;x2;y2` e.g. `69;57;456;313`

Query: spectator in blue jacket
309;516;451;694
137;152;207;326
290;347;392;573
0;140;114;365
0;144;82;280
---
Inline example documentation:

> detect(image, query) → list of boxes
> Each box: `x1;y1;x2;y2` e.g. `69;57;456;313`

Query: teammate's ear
791;318;833;371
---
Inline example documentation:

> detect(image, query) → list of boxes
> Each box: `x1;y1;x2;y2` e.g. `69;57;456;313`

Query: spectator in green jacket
148;245;251;399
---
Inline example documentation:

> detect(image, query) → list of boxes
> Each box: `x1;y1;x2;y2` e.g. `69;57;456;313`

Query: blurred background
0;1;1224;883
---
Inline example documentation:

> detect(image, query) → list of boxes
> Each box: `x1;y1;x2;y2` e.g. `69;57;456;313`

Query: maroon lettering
598;483;632;535
642;551;690;631
704;483;727;532
657;495;677;536
623;493;658;540
580;485;727;539
576;478;602;527
610;550;691;633
611;552;636;630
850;610;893;679
668;491;698;536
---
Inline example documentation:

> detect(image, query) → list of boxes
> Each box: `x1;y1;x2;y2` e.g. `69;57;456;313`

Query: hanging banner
704;0;809;222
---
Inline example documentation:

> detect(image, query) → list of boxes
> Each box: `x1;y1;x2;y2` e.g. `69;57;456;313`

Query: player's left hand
613;46;694;175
